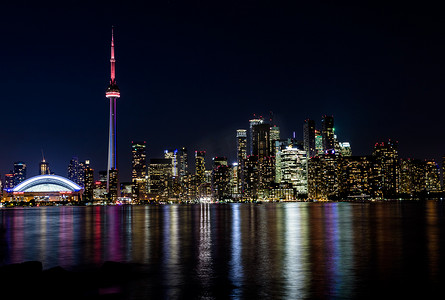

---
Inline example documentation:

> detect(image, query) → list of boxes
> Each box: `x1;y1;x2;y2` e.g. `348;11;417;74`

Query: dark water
1;201;445;299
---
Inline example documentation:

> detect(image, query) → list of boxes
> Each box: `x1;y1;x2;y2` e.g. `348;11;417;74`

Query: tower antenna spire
110;26;116;83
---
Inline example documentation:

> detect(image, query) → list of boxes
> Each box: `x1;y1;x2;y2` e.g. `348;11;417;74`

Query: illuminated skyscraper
278;145;308;195
236;129;247;194
164;149;178;177
270;125;280;155
84;160;95;201
315;129;323;155
303;119;316;158
13;161;26;186
244;155;259;200
39;158;50;175
148;158;172;198
308;153;340;200
372;140;399;197
339;142;352;156
252;123;271;158
322;115;335;152
425;159;441;192
249;116;264;155
211;157;231;200
105;27;121;201
132;141;148;201
68;157;85;187
179;147;188;177
4;173;15;190
195;151;206;186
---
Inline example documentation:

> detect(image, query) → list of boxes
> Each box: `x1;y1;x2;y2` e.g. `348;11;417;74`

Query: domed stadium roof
12;175;82;193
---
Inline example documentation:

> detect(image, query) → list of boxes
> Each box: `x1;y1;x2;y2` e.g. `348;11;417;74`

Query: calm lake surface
1;201;445;299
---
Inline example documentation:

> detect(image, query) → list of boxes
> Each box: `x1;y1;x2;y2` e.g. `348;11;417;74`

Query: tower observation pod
106;26;120;201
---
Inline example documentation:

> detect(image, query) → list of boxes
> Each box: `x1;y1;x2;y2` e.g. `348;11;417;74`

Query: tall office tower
321;115;335;152
195;151;206;186
164;149;178;177
244;155;259;200
278;146;308;195
148;158;172;198
249;116;264;155
179;147;188;177
68;157;85;187
105;27;121;200
399;158;425;194
303;119;316;158
307;153;340;200
13;162;27;186
84;160;95;201
252;123;271;158
340;156;373;197
39;158;50;175
236;130;247;164
236;129;247;194
425;159;441;192
211;157;231;200
132;141;148;201
270;125;280;155
372;140;399;197
4;173;15;190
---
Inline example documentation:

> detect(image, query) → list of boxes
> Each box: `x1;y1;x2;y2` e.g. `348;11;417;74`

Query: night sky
1;1;445;182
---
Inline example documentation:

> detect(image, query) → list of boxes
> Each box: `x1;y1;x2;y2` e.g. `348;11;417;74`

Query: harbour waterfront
1;201;445;299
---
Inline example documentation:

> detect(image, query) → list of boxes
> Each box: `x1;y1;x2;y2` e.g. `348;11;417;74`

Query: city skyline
1;2;445;182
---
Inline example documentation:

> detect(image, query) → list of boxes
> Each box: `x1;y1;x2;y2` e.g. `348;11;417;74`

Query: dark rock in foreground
0;261;149;299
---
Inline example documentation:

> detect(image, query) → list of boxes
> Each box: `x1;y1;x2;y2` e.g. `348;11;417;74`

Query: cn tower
105;27;120;200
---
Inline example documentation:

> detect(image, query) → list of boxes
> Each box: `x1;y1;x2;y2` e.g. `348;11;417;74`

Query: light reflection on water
1;202;445;299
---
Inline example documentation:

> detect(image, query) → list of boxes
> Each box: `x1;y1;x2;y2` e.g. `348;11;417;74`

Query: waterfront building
13;162;27;186
321;115;335;152
132;141;148;201
340;156;373;197
425;159;441;193
68;157;85;187
148;158;172;199
83;160;94;201
372;140;399;197
4;174;83;203
303;119;316;158
244;155;259;200
236;129;247;195
308;153;340;200
105;27;121;200
278;145;308;196
211;157;231;200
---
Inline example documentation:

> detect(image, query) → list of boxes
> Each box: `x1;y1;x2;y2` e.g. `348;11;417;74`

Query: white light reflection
229;203;243;297
197;203;212;288
284;203;309;298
